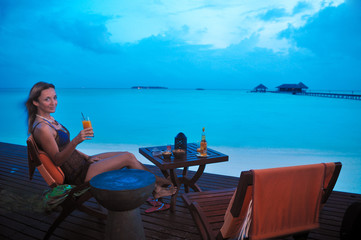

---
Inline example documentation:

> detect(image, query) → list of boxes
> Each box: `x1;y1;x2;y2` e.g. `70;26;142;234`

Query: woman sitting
26;81;176;199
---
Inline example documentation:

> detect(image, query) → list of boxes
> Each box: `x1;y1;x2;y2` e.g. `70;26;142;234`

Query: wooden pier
299;92;361;100
267;91;361;100
1;141;361;240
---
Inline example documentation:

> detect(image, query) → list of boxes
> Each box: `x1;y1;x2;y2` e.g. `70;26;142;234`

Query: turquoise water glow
1;88;360;193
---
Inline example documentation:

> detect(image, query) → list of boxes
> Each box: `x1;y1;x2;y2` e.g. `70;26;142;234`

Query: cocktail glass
82;117;92;129
82;116;94;138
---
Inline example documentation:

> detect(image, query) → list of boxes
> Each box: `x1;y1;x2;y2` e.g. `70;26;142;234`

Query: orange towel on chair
250;163;325;240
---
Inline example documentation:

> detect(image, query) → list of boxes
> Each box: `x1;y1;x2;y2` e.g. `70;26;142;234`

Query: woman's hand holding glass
74;128;94;145
81;116;94;139
73;115;94;145
82;127;94;139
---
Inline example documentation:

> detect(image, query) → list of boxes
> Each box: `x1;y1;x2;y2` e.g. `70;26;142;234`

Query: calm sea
1;88;360;193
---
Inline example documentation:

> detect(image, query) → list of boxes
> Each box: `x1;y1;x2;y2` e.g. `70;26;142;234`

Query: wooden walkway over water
267;91;361;100
298;92;361;100
1;142;360;240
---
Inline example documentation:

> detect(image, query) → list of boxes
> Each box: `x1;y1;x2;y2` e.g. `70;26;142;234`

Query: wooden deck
1;141;360;240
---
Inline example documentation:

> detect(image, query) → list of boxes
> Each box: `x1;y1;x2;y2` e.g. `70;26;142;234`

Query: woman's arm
34;123;93;166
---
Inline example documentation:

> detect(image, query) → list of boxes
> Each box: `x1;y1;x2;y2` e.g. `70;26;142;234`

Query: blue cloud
259;8;288;21
0;0;119;54
291;0;361;58
45;14;120;54
293;2;312;14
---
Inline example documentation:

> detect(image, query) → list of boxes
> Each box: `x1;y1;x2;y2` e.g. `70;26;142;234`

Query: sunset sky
1;0;360;91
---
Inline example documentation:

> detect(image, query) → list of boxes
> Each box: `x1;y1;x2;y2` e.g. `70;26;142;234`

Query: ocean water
1;88;360;194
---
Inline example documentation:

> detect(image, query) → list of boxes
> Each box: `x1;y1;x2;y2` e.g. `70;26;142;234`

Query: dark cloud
290;0;361;58
0;0;120;54
259;8;288;21
45;14;120;54
271;0;361;90
292;2;312;14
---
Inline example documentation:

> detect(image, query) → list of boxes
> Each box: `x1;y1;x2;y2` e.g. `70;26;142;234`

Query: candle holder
174;132;187;151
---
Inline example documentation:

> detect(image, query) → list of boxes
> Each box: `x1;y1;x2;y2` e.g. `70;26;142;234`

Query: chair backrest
27;135;65;187
220;162;342;240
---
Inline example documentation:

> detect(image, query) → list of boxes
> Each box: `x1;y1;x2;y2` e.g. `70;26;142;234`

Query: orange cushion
38;151;65;186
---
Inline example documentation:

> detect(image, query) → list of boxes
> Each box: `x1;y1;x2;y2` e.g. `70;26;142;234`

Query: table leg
169;169;180;212
158;165;205;212
182;167;189;193
182;164;205;192
160;169;169;179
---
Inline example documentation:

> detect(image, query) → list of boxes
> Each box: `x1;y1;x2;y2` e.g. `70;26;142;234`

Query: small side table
90;169;155;240
139;143;228;211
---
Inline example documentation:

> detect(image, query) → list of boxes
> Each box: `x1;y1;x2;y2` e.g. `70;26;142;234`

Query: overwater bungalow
252;84;268;92
276;82;308;93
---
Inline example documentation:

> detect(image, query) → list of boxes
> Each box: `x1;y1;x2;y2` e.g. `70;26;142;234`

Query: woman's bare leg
85;152;148;181
84;152;176;198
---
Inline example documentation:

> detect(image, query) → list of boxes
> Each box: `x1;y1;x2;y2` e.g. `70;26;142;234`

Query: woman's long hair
25;82;55;134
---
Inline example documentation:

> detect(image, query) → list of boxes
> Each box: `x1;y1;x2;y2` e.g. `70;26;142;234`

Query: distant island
131;86;168;89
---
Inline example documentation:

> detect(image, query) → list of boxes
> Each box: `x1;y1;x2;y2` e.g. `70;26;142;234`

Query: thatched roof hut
276;82;308;93
253;84;268;92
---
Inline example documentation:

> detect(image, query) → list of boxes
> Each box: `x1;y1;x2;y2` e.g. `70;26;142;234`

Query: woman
26;82;176;199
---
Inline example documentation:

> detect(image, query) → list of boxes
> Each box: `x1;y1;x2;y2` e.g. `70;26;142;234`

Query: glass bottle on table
200;127;207;156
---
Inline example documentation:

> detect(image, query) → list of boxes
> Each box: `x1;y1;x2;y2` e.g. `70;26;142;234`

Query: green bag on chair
42;185;89;211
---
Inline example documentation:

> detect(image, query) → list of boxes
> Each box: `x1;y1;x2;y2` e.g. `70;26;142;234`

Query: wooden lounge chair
26;135;107;240
182;162;342;240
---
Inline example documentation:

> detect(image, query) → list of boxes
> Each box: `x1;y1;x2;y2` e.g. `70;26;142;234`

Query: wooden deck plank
1;141;360;240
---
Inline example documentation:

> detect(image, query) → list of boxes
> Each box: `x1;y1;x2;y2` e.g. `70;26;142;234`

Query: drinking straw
81;112;86;121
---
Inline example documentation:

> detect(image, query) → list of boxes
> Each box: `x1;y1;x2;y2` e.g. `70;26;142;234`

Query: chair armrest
231;171;253;217
322;162;342;204
189;201;217;240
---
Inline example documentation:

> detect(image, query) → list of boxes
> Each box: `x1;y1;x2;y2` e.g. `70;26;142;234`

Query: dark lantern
174;132;187;151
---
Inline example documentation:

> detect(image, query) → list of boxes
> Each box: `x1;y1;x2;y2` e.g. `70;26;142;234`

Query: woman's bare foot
155;176;172;186
153;185;177;199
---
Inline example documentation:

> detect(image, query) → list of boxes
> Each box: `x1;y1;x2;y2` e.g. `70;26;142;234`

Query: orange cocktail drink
82;119;92;129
